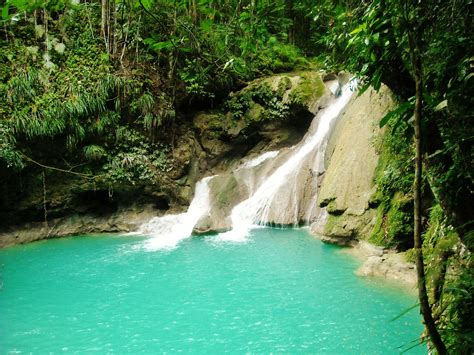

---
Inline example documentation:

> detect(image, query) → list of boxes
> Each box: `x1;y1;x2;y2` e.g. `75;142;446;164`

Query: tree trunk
112;1;117;55
286;0;295;45
189;0;198;24
411;32;447;355
101;0;109;53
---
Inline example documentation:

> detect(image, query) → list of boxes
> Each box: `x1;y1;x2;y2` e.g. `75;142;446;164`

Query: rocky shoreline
338;239;417;288
0;213;418;291
0;206;156;249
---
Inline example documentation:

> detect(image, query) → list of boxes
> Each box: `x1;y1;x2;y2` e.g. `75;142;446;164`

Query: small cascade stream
138;176;214;250
139;80;356;250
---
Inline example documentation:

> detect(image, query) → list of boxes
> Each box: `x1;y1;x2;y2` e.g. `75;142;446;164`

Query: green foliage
370;193;413;248
255;39;308;74
83;145;107;162
140;0;313;100
420;205;474;353
179;59;216;99
375;121;414;198
287;72;325;107
442;253;474;352
0;0;471;350
369;117;416;249
0;0;173;188
0;122;24;169
378;99;414;130
226;81;290;123
103;127;171;184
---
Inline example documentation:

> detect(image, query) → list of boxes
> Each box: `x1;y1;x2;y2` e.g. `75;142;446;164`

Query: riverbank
339;239;417;288
0;207;157;249
1;217;418;293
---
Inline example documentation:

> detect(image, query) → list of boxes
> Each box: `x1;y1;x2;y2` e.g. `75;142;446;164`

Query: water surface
0;228;425;353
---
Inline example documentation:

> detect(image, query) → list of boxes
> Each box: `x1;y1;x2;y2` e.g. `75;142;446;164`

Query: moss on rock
246;102;265;122
369;192;413;249
287;72;325;108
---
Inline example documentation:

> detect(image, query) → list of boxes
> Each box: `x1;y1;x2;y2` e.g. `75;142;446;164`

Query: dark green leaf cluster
225;82;289;123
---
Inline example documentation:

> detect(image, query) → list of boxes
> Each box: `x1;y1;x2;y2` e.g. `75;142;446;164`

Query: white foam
240;151;279;169
138;176;215;251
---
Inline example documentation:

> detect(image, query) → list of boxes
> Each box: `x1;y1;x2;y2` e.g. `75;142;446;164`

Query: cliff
311;85;395;244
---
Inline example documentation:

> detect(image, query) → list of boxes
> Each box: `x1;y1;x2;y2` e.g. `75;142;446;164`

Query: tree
340;0;474;351
405;3;446;352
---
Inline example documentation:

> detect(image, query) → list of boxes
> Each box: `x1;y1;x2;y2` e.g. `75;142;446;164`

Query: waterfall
139;79;356;249
215;82;355;242
138;176;214;251
240;151;279;169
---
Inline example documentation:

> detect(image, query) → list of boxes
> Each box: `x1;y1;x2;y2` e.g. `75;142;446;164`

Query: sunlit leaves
83;145;107;161
379;99;414;131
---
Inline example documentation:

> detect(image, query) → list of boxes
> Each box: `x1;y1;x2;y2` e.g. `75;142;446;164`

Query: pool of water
0;228;425;353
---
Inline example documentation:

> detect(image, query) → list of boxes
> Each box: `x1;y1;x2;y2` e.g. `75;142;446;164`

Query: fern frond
83;144;107;161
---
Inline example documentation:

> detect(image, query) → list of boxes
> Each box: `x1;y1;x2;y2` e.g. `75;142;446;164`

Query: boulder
312;85;396;243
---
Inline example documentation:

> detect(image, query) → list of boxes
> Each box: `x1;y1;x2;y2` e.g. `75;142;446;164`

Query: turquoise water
0;228;425;353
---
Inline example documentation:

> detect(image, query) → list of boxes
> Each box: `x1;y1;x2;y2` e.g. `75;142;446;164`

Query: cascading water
139;79;356;249
216;81;356;242
138;176;214;250
240;151;279;169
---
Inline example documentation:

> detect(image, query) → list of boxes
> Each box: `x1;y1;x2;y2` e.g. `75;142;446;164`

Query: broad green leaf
464;72;474;81
379;101;413;128
140;0;153;10
239;11;250;20
144;38;174;52
434;99;448;111
358;82;371;96
2;4;10;20
372;68;382;91
200;19;212;32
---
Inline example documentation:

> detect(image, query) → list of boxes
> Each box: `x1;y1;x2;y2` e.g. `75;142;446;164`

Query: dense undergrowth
0;0;472;352
0;0;318;185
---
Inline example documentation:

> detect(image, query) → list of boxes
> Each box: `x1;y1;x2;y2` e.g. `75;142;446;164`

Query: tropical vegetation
0;0;472;352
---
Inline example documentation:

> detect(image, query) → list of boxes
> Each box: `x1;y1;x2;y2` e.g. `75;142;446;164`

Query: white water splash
215;82;356;242
240;151;279;169
139;79;356;248
138;176;214;251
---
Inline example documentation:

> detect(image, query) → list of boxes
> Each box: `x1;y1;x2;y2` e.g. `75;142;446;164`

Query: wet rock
356;253;417;286
193;174;248;233
322;72;338;82
338;240;416;287
193;214;230;235
0;206;158;248
313;85;395;241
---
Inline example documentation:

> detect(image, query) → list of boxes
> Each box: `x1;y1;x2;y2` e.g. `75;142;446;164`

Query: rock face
311;85;395;244
356;252;417;286
193;73;340;233
193;173;249;234
0;206;157;248
1;72;398;252
191;71;328;173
